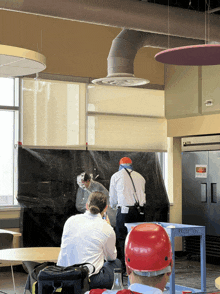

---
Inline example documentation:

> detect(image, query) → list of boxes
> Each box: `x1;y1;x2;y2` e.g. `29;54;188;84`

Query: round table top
215;276;220;290
0;247;61;262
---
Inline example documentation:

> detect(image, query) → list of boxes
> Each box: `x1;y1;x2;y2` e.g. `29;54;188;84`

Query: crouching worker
57;191;121;290
86;223;173;294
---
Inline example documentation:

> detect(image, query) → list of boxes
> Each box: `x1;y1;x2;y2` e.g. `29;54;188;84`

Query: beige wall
167;113;220;138
165;66;200;119
166;63;220;137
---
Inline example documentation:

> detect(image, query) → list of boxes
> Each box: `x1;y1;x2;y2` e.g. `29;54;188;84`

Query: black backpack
32;263;95;294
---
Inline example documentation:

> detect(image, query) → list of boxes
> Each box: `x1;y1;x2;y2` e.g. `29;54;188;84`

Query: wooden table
0;247;60;294
0;247;60;263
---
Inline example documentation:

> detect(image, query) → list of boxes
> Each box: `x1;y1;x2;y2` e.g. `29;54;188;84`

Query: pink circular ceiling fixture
155;44;220;66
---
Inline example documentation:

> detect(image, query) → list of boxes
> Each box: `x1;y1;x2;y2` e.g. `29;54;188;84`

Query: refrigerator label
195;165;207;178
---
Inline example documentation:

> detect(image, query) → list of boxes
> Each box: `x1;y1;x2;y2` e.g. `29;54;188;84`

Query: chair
0;233;15;294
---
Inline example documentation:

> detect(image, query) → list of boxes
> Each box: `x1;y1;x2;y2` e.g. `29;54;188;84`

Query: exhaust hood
182;135;220;152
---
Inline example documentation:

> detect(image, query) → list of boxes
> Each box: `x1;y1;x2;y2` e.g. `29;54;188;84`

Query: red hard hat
119;157;132;165
125;223;172;274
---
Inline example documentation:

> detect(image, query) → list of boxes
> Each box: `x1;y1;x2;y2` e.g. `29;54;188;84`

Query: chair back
0;233;13;249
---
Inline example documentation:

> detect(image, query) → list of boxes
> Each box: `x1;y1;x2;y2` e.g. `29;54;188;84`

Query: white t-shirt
109;168;146;208
57;211;117;276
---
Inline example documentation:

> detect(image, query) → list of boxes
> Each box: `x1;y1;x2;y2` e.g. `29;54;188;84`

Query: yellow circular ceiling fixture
0;44;46;77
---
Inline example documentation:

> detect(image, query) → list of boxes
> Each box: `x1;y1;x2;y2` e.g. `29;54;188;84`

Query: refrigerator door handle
211;183;217;203
201;183;207;203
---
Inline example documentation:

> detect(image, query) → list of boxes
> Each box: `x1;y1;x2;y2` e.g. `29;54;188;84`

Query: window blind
22;78;86;149
87;85;167;152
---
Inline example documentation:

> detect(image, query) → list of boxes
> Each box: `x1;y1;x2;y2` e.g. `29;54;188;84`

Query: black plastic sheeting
17;147;169;247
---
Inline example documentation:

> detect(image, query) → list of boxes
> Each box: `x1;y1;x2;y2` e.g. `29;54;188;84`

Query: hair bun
89;205;100;214
87;192;107;215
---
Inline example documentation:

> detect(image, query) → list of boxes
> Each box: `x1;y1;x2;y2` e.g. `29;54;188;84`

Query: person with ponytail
57;191;121;289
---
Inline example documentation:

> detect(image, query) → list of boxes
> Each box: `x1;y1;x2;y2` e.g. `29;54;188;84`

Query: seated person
57;191;121;289
86;223;173;294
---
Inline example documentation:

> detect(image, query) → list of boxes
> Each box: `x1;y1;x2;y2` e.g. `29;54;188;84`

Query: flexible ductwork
92;29;205;86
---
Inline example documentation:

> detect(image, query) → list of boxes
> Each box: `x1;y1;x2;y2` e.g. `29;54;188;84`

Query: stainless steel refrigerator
182;135;220;258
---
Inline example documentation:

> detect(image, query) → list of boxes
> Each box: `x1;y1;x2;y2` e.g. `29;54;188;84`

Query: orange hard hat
119;157;132;165
125;223;172;276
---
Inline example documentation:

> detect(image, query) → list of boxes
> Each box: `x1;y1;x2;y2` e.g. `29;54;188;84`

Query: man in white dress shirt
109;157;146;271
57;191;121;289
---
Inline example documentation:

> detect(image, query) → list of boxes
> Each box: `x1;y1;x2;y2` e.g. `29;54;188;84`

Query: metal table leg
200;234;206;292
169;232;175;294
11;264;16;294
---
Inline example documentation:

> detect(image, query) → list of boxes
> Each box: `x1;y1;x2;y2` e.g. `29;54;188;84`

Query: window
0;78;19;206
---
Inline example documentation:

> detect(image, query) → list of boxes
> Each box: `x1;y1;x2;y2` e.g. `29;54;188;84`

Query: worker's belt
118;205;135;208
118;205;145;214
118;205;145;208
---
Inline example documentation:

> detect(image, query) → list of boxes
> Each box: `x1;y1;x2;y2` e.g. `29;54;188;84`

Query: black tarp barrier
17;147;169;247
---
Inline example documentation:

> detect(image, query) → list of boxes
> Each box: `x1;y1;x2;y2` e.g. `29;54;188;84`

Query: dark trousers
115;206;145;270
89;258;122;289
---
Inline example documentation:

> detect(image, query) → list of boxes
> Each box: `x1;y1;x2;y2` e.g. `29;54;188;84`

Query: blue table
125;222;206;294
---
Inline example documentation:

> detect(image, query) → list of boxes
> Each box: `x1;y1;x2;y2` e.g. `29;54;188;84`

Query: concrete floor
175;256;220;292
0;269;27;294
1;257;220;294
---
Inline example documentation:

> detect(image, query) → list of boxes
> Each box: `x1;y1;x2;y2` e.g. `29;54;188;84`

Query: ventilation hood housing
182;135;220;152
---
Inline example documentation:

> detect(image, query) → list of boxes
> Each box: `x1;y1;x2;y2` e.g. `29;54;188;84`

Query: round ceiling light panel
0;44;46;77
155;44;220;66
